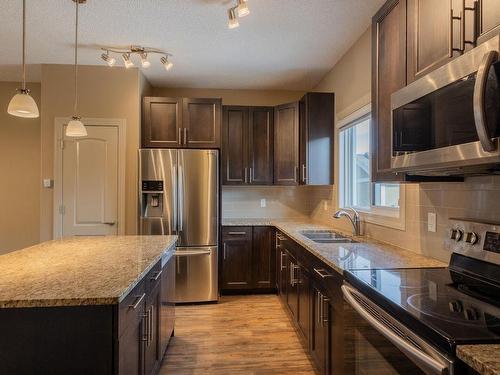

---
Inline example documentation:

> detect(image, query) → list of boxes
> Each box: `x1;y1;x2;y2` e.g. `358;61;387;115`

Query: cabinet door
311;287;329;375
407;0;461;83
142;97;182;148
183;98;221;148
277;248;288;303
297;265;311;344
221;227;253;289
286;253;299;319
478;0;500;43
274;102;299;185
252;226;275;289
248;107;274;185
159;255;175;356
372;0;407;182
144;285;160;375
222;106;248;185
118;307;145;375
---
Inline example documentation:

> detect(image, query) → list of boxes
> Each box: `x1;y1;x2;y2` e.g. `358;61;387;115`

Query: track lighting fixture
8;0;39;118
100;46;173;72
122;53;134;69
236;0;250;17
228;7;239;29
101;51;116;67
160;56;173;71
227;0;250;29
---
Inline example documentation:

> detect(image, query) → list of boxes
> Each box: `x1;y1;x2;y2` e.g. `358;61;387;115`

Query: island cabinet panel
274;102;300;185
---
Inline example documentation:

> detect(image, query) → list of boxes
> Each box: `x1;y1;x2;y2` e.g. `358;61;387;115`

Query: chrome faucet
333;207;361;236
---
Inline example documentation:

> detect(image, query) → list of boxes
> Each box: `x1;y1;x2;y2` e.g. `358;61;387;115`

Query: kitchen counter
457;345;500;375
0;235;177;308
223;218;445;272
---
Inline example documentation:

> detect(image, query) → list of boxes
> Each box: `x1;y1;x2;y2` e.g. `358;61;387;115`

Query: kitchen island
0;235;177;375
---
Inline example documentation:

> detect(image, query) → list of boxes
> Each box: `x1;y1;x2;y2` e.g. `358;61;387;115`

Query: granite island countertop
0;235;177;308
222;218;446;272
457;345;500;375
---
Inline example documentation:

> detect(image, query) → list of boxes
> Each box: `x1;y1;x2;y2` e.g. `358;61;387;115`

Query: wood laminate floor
160;295;316;375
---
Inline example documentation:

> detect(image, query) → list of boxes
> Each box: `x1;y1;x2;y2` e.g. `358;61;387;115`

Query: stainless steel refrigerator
139;149;219;303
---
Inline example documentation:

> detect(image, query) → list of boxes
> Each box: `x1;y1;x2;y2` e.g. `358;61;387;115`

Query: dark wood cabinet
477;0;500;44
142;97;182;148
144;283;161;375
372;0;407;182
222;106;273;185
142;97;221;149
286;253;299;319
274;102;299;185
299;93;335;185
221;227;253;290
297;265;311;343
311;286;330;375
183;98;221;148
252;226;275;289
118;311;144;375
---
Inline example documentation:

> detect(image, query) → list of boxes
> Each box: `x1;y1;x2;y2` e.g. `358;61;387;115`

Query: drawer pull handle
314;268;333;278
129;293;146;310
227;231;247;235
150;269;163;281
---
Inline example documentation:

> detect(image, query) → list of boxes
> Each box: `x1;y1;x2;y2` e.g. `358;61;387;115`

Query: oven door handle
473;50;498;152
341;285;449;375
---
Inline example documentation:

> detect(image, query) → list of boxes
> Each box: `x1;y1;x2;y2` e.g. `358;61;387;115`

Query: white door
61;125;119;237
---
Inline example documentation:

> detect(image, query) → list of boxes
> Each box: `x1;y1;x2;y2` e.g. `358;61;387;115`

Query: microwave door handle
341;285;448;375
473;50;498;152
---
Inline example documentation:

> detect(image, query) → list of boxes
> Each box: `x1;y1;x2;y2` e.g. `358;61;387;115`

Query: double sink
299;230;356;244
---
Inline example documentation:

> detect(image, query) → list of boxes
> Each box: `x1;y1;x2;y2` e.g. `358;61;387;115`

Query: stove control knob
450;229;464;242
464;307;480;321
449;300;463;313
465;232;479;245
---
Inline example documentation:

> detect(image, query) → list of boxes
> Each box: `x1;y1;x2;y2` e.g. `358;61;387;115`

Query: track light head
228;7;239;29
140;53;151;68
236;0;250;17
160;56;173;71
101;52;116;67
122;53;134;68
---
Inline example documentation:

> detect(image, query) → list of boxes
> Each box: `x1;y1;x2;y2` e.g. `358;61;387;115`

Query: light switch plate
428;212;437;232
260;198;266;208
43;179;53;188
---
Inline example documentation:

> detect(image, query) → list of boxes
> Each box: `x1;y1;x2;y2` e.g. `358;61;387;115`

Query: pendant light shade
8;0;39;119
66;116;87;137
8;89;39;118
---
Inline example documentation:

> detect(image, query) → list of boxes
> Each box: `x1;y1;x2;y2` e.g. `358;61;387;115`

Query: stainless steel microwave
391;35;500;176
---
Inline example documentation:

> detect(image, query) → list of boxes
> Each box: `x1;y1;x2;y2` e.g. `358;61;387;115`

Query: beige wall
0;82;41;254
40;64;143;241
152;87;304;106
308;26;500;263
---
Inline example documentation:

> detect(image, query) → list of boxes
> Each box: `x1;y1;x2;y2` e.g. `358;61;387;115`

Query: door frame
53;117;127;239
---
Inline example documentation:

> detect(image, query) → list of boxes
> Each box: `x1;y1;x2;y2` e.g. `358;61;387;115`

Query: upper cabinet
142;97;221;149
299;93;334;185
222;106;274;185
274;102;300;185
372;0;407;182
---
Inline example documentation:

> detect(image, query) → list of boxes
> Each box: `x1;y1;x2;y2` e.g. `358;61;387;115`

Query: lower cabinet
221;226;276;292
311;286;331;375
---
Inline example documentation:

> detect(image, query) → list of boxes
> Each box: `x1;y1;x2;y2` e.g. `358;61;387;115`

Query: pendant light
66;0;87;137
7;0;39;118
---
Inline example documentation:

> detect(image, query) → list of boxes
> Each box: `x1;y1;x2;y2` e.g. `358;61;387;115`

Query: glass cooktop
345;258;500;354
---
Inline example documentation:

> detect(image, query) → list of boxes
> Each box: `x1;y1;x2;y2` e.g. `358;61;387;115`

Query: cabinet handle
183;128;188;145
244;167;248;183
314;268;333;279
227;231;247;235
280;251;286;270
294;166;298;183
129;293;145;309
223;243;227;260
302;164;307;183
249;167;253;183
322;297;330;325
150;269;163;281
149;305;154;345
178;127;182;145
319;293;324;326
142;310;149;342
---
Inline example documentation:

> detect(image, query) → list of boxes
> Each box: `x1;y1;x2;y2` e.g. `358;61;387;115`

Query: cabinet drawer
222;226;252;241
118;280;145;337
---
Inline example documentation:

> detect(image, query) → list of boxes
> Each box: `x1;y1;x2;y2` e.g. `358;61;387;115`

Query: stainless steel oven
341;284;454;375
391;35;500;176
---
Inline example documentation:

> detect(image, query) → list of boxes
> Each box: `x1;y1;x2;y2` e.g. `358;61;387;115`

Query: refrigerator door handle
178;163;184;233
172;165;178;233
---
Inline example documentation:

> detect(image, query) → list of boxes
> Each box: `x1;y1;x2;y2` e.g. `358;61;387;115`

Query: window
338;105;404;229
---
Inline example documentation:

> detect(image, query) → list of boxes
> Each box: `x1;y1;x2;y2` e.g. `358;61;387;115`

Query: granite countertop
0;235;177;308
223;218;445;272
457;345;500;375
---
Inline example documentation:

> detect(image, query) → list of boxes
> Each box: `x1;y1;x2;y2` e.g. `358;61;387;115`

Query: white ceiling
0;0;384;90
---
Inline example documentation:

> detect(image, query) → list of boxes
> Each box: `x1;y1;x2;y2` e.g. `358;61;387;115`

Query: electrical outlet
43;179;53;188
427;212;437;232
260;198;266;208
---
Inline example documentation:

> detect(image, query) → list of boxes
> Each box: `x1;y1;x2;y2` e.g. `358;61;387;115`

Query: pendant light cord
74;0;79;115
22;0;26;91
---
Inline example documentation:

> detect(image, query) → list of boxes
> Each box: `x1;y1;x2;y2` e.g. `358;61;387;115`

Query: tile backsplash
222;176;500;263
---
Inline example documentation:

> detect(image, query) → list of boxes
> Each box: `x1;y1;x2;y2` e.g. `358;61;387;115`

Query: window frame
337;104;406;231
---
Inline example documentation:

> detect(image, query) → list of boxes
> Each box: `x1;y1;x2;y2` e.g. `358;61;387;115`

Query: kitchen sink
299;230;356;244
